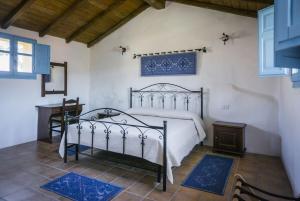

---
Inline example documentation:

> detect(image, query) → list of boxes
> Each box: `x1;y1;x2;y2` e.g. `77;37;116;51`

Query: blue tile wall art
141;52;197;76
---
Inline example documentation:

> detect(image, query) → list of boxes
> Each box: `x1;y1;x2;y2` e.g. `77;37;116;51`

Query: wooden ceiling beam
240;0;274;4
39;0;86;37
66;0;125;43
87;0;111;9
87;4;149;47
143;0;166;9
1;0;36;29
170;0;257;18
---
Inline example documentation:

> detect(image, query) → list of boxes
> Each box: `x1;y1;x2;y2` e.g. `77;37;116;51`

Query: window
258;6;288;76
0;32;36;79
0;36;11;72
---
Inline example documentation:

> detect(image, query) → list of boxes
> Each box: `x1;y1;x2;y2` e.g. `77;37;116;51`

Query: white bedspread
59;109;206;183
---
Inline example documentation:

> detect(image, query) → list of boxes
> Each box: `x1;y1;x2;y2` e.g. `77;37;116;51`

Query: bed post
75;144;79;161
200;87;203;119
163;120;167;192
157;165;161;183
130;87;133;108
64;112;69;163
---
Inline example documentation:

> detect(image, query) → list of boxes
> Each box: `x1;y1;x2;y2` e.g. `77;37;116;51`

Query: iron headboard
129;83;204;119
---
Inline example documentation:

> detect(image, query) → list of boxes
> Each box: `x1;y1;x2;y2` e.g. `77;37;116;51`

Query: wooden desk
36;103;84;143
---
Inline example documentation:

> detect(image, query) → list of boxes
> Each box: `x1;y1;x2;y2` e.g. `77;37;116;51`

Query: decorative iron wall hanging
133;47;206;59
141;52;197;76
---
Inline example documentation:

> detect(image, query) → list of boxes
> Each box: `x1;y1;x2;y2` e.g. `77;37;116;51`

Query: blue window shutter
34;44;50;74
258;6;287;76
291;69;300;88
288;0;300;40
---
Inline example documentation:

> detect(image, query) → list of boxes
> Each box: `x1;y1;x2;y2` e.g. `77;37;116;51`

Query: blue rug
41;172;123;201
68;145;90;156
182;154;233;195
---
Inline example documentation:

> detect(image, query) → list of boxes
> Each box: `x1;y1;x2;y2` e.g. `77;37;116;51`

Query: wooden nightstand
97;112;120;119
213;121;247;156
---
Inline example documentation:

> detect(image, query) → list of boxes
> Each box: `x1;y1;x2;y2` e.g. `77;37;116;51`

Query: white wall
0;27;90;149
279;77;300;196
90;2;281;156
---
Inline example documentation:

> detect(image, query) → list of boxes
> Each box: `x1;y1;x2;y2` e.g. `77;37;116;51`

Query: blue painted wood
274;0;300;69
275;48;300;67
274;0;288;46
0;32;37;79
34;44;50;74
289;0;300;40
141;52;196;76
291;69;300;88
258;6;287;76
0;32;14;78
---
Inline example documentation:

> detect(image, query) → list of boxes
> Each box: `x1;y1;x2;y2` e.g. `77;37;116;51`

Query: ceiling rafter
170;0;258;18
240;0;274;4
87;0;112;10
144;0;166;9
87;4;149;47
39;0;86;37
66;0;126;43
1;0;36;29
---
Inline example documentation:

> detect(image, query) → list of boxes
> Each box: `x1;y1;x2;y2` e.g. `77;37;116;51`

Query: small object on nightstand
97;112;120;119
213;121;247;156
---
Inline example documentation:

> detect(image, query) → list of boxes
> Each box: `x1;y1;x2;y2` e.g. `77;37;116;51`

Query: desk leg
37;108;52;143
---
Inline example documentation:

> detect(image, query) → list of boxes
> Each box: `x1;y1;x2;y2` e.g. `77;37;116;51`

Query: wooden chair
49;97;80;138
232;174;300;201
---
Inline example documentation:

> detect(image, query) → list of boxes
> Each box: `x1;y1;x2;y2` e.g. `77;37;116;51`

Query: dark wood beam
66;0;125;43
144;0;166;9
170;0;257;18
1;0;36;29
87;4;149;47
240;0;273;4
87;0;110;9
39;0;86;37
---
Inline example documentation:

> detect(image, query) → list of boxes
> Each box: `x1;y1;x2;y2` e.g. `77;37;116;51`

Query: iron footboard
63;108;168;191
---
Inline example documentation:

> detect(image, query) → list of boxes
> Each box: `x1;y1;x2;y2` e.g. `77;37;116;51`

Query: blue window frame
291;69;300;88
0;32;37;79
258;6;288;76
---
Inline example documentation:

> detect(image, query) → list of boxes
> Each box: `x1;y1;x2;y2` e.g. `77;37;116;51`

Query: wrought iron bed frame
63;83;204;192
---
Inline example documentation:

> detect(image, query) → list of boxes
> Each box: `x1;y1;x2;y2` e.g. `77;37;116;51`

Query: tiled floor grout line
25;170;53;181
141;181;162;200
123;174;158;198
39;162;71;173
0;142;293;201
0;187;28;200
168;186;181;201
122;174;145;191
29;186;61;201
123;190;147;200
80;164;114;176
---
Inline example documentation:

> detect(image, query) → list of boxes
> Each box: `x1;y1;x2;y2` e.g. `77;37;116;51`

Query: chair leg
49;120;53;142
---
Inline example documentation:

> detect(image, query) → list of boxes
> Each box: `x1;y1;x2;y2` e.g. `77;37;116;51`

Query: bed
59;83;206;191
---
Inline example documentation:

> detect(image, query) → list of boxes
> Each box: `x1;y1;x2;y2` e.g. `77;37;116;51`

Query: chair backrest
62;97;80;117
231;174;300;201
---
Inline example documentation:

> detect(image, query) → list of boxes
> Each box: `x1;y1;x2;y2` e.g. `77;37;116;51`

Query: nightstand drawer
214;127;242;151
213;121;246;156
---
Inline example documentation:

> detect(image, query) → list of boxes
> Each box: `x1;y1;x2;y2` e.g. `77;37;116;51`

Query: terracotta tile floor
0;140;293;201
